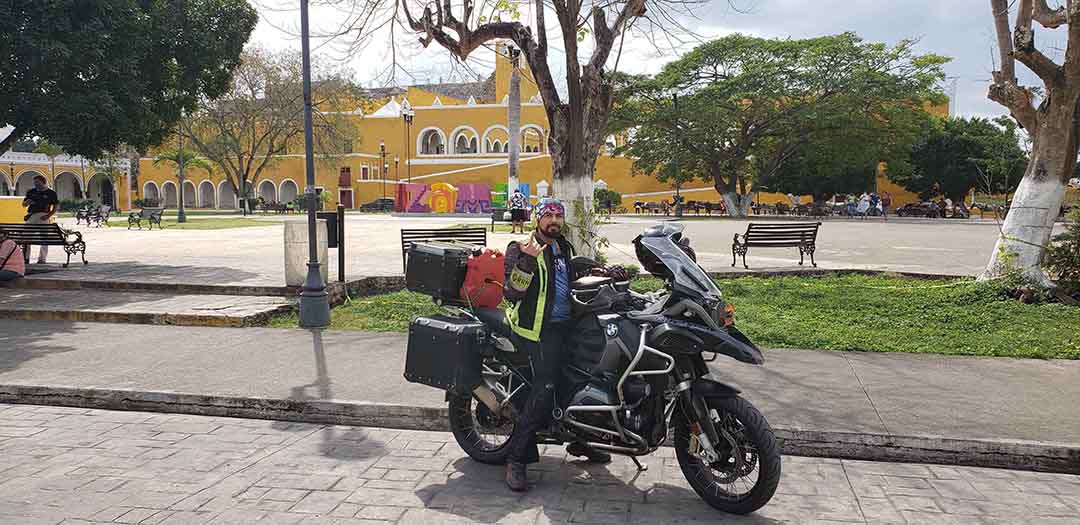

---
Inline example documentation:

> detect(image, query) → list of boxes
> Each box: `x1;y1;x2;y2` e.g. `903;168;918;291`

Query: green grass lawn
106;217;274;230
268;274;1080;359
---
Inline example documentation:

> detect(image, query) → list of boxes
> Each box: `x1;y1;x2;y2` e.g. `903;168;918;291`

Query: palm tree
154;147;213;212
33;138;65;183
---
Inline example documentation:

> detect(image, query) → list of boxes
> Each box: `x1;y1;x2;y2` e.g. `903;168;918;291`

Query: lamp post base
298;261;330;328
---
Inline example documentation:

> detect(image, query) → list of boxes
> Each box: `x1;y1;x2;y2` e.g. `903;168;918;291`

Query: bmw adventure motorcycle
420;223;780;514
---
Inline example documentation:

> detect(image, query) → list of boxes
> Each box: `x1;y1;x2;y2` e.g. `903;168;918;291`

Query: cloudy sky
251;0;1065;119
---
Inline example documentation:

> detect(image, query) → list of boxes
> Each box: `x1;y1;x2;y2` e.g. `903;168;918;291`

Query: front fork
675;358;724;463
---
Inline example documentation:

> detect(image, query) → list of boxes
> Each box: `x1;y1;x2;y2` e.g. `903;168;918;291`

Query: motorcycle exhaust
472;385;508;417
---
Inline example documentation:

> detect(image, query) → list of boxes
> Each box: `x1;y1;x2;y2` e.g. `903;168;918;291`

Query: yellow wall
0;196;25;222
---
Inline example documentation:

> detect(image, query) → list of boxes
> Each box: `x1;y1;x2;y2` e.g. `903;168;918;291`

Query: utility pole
178;116;187;223
298;0;330;327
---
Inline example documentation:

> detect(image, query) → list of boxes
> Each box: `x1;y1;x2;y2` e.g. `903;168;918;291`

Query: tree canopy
610;32;947;214
0;0;257;159
182;49;361;201
890;116;1027;201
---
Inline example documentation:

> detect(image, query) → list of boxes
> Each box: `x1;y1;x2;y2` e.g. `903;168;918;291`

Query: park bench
400;227;487;273
732;222;821;269
89;205;112;227
75;205;98;226
0;223;87;267
128;208;164;230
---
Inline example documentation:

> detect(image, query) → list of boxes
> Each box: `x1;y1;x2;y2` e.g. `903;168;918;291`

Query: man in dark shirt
22;175;58;264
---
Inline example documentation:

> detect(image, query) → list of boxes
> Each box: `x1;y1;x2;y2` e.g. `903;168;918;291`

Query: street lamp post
402;109;414;183
298;0;330;327
379;140;386;200
177;121;187;223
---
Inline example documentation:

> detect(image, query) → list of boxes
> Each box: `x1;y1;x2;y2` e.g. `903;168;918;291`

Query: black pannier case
405;241;474;303
404;316;486;395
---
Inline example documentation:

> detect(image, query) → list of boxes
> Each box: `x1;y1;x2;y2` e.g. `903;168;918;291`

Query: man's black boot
506;462;529;492
567;442;612;464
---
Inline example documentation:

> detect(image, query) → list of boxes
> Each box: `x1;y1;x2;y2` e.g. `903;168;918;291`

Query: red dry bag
460;248;506;308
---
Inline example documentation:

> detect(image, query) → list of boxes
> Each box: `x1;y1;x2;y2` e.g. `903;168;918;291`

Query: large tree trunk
721;193;752;217
981;118;1072;286
553;160;597;259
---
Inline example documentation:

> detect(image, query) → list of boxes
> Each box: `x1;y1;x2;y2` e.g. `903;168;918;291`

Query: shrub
133;196;159;207
1046;208;1080;284
59;198;96;212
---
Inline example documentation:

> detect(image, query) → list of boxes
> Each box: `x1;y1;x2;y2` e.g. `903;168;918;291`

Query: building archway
280;179;299;204
417;127;447;155
15;171;44;196
482;125;509;153
521;125;545;153
258;180;277;203
183;180;198;208
0;171;14;196
53;172;84;201
162;181;178;208
143;181;161;205
198;180;215;208
450;126;480;154
218;181;237;209
86;174;116;207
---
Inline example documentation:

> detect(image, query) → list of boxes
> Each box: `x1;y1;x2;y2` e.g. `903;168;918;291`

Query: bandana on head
535;198;565;221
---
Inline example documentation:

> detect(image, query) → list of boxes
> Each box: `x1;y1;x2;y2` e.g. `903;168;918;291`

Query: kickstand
630;456;648;471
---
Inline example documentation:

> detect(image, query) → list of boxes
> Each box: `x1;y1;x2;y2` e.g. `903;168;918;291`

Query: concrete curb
0;304;294;328
2;384;1076;475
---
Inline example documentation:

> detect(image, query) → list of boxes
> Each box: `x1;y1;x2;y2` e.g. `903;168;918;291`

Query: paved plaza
22;215;1026;288
1;403;1078;524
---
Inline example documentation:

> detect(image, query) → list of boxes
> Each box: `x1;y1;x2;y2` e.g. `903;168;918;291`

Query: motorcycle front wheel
675;395;781;515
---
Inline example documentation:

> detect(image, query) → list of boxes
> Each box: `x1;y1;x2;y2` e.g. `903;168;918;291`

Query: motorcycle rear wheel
675;395;781;515
448;393;515;465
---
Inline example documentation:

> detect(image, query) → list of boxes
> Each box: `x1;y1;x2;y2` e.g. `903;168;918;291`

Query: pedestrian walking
22;175;58;264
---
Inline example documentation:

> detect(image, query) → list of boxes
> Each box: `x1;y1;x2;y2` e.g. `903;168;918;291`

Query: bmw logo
605;323;618;337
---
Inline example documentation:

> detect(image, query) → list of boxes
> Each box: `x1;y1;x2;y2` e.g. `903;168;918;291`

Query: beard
541;223;563;237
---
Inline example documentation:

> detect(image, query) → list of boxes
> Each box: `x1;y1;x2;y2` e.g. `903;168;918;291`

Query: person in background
22;175;58;264
508;189;529;234
881;192;892;219
0;232;25;282
846;194;857;216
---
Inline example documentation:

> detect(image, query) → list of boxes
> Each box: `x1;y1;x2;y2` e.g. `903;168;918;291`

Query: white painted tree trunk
981;172;1067;286
507;64;521;200
722;192;752;218
554;171;597;259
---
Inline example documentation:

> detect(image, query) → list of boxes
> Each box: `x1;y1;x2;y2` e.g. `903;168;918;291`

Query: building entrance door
339;189;354;209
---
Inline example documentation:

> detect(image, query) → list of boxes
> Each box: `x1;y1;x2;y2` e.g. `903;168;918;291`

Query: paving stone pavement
1;404;1078;524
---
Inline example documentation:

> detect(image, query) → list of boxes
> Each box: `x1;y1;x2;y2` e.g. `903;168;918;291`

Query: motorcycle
415;223;781;515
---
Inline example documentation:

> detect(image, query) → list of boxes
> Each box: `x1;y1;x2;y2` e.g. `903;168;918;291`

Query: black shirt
25;188;59;214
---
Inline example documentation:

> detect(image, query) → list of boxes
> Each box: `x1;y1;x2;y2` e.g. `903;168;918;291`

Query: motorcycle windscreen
638;233;721;300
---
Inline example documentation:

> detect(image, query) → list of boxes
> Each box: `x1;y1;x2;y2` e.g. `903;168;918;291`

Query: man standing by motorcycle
501;198;612;491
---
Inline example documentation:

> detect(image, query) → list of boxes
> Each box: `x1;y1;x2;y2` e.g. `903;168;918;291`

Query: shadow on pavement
414;456;781;524
0;320;81;373
22;261;267;286
276;329;388;460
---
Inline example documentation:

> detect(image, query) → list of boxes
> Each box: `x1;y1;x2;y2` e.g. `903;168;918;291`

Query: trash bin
284;219;328;286
316;211;338;248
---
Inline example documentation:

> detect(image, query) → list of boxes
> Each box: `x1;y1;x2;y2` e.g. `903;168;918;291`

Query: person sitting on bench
0;232;25;282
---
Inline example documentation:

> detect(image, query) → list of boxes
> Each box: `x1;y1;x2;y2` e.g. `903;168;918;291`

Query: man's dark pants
505;320;573;464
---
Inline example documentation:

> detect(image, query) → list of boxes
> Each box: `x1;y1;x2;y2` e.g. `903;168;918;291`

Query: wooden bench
128;208;164;230
400;227;487;273
0;223;87;267
732;222;821;269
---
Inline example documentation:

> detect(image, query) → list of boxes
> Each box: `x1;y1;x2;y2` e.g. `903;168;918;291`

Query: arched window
450;127;478;154
419;129;446;155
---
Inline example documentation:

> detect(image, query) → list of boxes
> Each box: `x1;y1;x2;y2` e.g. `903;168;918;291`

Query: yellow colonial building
1;43;949;213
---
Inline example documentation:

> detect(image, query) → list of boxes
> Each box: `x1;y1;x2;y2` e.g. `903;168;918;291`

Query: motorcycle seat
474;308;512;338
